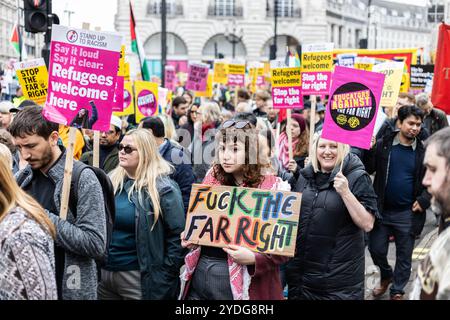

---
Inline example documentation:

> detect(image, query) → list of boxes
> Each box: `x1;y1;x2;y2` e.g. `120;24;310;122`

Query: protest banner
113;76;124;112
213;60;228;84
43;25;122;132
134;80;158;123
270;60;302;109
185;63;209;92
195;73;213;98
165;65;177;91
114;81;134;117
227;63;246;87
431;23;450;114
118;45;126;77
410;64;434;90
14;58;48;105
372;61;404;108
158;87;171;114
322;66;385;150
184;184;301;257
333;48;418;74
124;62;130;81
301;43;334;95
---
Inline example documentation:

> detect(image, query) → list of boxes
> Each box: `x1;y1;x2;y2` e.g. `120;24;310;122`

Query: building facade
0;0;44;68
114;0;434;77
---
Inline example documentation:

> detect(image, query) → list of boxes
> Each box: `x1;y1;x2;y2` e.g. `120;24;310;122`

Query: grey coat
16;150;106;300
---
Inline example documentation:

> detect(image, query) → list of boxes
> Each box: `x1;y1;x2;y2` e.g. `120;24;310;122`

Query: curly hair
293;128;309;158
211;126;268;188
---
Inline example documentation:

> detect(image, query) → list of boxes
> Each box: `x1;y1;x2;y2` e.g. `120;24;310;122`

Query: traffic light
24;0;49;33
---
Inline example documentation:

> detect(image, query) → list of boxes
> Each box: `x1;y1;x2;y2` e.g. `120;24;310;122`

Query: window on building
277;0;294;17
391;9;398;17
215;0;235;16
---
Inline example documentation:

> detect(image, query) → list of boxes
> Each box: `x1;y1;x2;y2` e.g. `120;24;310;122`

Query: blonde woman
0;144;57;300
157;113;178;142
286;132;378;300
98;129;186;300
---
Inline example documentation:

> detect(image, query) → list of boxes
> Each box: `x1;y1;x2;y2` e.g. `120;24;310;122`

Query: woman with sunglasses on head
179;117;290;300
98;129;186;300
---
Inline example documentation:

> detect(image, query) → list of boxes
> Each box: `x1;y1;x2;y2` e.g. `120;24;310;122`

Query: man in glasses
80;115;122;174
9;105;107;300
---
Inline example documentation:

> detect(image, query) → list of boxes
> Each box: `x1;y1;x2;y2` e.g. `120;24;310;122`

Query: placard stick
93;130;100;168
234;85;239;108
60;127;77;220
286;109;293;162
309;95;317;156
83;22;100;168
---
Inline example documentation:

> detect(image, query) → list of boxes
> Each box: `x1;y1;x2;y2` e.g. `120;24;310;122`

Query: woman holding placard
286;132;379;300
98;129;185;300
180;116;290;300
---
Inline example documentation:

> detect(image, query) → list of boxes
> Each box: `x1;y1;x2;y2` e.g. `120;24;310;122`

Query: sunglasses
221;120;251;129
118;144;137;154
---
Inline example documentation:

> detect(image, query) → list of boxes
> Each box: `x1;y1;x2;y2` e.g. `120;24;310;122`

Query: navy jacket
160;139;195;213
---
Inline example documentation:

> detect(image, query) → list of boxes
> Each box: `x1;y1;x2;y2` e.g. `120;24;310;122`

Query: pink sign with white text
44;25;122;131
185;63;209;92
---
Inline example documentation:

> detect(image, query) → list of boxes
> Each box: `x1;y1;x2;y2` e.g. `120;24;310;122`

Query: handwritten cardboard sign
184;184;301;257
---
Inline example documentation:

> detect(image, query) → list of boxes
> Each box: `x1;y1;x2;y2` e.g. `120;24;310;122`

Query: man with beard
410;127;450;300
363;105;431;300
80;115;122;174
9;105;106;300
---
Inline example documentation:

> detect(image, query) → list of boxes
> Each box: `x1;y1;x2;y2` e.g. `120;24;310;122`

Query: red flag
431;23;450;115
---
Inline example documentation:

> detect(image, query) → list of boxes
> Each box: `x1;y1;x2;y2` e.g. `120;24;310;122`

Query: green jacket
80;146;119;174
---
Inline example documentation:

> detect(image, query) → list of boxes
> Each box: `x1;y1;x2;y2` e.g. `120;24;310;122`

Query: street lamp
224;20;243;59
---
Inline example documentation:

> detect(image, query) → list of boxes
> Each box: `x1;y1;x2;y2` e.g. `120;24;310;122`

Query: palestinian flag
129;1;150;81
10;23;23;56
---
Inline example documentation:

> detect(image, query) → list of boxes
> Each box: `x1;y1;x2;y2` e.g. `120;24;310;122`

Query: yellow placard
301;52;333;72
118;45;126;76
400;73;410;93
195;73;213;98
372;61;404;108
228;64;245;75
124;62;130;81
271;67;301;88
114;81;135;117
134;81;159;123
213;62;228;84
14;58;48;105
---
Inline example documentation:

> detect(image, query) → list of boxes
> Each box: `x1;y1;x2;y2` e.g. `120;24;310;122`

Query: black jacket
159;139;195;214
286;153;378;300
363;131;431;235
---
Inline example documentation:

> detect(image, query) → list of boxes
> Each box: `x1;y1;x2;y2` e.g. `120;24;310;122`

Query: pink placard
228;74;245;87
165;66;177;91
271;86;302;109
45;25;122;132
301;71;332;95
322;66;385;150
185;63;209;92
113;76;124;112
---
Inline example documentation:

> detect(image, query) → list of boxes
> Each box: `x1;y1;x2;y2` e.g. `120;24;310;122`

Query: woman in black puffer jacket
286;132;379;300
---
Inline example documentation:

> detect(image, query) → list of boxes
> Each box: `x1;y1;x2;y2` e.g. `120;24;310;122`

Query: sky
51;0;429;33
52;0;118;32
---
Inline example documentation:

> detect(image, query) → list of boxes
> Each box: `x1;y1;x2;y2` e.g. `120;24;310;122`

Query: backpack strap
68;161;90;219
